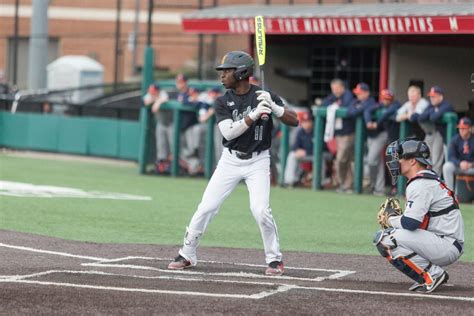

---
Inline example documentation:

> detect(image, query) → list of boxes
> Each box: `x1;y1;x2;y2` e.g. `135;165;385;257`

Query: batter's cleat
419;271;449;294
167;255;191;270
265;261;284;276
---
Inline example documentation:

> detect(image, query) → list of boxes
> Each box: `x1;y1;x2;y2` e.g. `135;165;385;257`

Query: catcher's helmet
216;51;254;81
385;139;432;184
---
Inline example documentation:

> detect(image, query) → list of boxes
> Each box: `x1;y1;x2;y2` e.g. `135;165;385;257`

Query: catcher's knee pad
373;228;396;258
391;254;434;285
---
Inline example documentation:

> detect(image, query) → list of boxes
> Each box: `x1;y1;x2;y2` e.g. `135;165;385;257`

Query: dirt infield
0;230;472;314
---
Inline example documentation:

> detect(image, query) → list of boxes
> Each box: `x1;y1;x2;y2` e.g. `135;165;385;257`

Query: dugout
182;3;474;112
180;3;474;193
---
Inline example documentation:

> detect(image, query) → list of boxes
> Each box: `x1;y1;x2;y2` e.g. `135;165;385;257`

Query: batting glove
256;90;284;117
248;100;272;121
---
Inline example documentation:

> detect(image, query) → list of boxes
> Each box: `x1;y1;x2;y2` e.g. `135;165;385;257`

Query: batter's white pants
381;229;462;279
179;149;282;265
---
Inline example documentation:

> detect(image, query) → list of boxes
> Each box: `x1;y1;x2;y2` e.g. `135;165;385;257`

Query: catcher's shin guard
373;230;433;285
391;254;433;285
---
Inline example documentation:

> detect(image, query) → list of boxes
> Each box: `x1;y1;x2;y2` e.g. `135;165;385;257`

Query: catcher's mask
385;139;432;185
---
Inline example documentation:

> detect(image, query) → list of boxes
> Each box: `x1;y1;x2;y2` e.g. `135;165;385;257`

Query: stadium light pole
197;0;204;79
138;0;155;174
113;0;122;90
12;0;20;85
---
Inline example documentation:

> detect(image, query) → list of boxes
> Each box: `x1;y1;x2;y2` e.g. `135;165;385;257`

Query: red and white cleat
167;255;192;270
265;261;284;276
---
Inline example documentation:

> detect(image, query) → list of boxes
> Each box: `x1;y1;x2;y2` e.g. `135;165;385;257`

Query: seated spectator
322;79;355;193
283;111;314;187
442;117;474;190
364;89;400;195
418;86;454;174
396;85;429;140
143;83;170;173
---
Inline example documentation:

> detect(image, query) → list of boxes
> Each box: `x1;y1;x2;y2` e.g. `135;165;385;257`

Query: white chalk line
0;242;106;261
93;256;351;273
0;269;285;286
1;269;473;302
0;269;293;300
0;242;354;282
296;286;474;303
5;242;474;302
83;262;353;282
0;279;284;300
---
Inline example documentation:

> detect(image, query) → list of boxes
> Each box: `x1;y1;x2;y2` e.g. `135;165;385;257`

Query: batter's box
83;257;355;282
3;270;295;300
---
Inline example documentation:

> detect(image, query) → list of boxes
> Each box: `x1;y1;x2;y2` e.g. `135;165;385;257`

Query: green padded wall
0;111;140;161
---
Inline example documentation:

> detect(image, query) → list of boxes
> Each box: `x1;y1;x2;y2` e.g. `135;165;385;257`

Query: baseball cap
176;74;188;82
379;89;394;100
427;85;444;97
353;83;370;94
297;111;312;122
457;117;472;129
148;83;159;94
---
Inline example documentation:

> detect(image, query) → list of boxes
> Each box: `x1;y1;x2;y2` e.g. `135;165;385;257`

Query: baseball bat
255;15;269;121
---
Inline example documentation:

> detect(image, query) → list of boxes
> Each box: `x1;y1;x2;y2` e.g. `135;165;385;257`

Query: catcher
374;139;464;293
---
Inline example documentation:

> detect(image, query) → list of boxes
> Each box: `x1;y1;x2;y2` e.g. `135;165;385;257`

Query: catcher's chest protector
407;172;460;230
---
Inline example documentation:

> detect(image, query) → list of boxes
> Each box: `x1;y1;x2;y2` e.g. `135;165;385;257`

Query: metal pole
12;0;20;85
379;36;390;92
27;0;50;90
131;0;140;75
197;0;204;79
147;0;152;46
138;0;154;174
114;0;122;89
313;107;326;190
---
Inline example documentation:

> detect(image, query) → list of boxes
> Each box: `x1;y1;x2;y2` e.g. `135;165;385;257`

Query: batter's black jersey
214;84;284;154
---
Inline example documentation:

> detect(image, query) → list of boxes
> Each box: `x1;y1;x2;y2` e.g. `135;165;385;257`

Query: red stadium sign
183;16;474;35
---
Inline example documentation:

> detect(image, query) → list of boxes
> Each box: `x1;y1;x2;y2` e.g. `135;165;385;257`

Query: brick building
1;0;473;111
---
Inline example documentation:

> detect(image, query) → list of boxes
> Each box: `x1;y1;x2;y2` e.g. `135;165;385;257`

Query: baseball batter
168;51;298;275
374;139;464;293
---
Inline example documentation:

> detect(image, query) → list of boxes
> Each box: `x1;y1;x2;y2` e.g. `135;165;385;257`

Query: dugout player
374;139;464;293
168;51;298;275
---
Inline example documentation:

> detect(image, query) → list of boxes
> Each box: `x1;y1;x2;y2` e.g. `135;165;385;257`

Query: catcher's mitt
377;197;403;228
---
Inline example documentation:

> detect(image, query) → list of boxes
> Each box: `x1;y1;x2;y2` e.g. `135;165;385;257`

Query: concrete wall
389;43;474;112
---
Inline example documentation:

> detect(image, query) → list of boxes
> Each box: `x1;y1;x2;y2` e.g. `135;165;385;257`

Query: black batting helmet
216;51;254;81
385;139;432;184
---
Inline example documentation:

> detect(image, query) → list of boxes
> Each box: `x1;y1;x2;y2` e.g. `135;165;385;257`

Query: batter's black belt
228;148;261;160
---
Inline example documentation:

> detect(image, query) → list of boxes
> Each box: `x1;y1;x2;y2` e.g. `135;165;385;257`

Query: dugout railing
311;107;458;195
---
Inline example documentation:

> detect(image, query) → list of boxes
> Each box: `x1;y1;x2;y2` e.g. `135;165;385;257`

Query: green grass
0;154;472;261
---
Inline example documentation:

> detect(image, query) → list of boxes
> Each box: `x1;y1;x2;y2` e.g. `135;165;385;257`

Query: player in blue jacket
418;86;454;174
364;89;401;195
